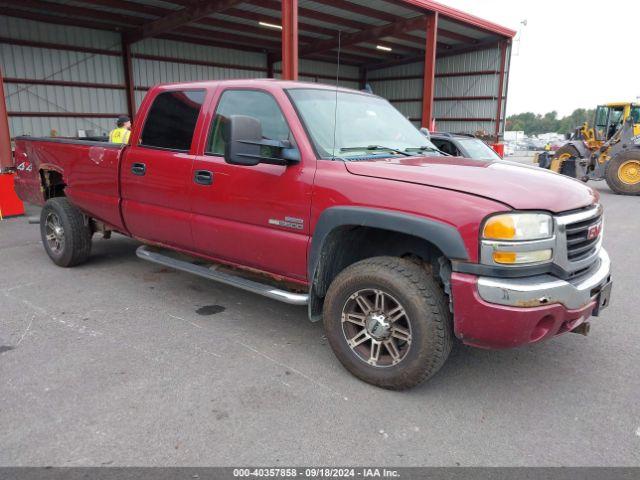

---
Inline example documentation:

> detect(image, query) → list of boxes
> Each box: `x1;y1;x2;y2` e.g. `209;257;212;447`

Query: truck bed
13;136;126;231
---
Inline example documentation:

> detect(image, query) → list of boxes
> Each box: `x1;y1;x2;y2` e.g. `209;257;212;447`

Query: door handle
131;162;146;176
194;170;214;185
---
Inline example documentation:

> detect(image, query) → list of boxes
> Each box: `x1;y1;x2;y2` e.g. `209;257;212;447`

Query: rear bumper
451;249;612;349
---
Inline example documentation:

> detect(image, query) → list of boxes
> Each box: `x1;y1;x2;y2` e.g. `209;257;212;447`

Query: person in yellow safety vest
109;115;132;144
544;142;551;152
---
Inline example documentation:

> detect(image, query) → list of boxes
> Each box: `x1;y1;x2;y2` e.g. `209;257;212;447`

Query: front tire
40;197;92;267
323;257;453;390
605;150;640;195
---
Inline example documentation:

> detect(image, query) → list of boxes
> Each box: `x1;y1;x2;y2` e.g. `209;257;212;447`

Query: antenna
331;30;342;160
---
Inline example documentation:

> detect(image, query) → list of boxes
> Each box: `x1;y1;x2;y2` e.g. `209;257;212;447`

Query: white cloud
441;0;640;116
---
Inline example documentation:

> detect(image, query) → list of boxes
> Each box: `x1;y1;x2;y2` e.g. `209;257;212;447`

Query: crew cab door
120;89;207;249
189;88;314;281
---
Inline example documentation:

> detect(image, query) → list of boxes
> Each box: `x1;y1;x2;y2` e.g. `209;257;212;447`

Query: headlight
483;213;553;241
482;212;554;266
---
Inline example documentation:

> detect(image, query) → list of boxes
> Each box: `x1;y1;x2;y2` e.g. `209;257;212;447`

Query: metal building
0;0;515;166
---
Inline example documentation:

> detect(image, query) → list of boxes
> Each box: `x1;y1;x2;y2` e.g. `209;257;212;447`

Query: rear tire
323;256;453;390
40;197;92;267
605;150;640;195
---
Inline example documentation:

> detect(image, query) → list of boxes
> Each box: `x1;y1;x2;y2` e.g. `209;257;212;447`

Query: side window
432;139;456;156
206;90;291;156
140;90;206;151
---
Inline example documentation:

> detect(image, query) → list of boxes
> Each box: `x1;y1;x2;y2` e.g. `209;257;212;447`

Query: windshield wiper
405;145;448;155
340;145;412;157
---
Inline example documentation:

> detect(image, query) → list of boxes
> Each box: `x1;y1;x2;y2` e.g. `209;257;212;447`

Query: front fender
308;206;469;281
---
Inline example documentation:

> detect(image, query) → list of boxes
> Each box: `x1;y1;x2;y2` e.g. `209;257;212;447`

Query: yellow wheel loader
541;102;640;195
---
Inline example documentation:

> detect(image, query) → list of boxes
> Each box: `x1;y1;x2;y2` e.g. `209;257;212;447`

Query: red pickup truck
12;79;612;389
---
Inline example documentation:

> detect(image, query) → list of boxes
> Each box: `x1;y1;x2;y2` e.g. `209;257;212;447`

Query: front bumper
477;249;611;309
451;249;612;349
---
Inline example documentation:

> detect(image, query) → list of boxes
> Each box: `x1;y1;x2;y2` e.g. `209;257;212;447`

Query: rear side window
140;90;206;151
206;89;290;156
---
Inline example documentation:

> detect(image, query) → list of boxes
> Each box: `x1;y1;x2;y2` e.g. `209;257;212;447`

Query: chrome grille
554;204;603;275
565;213;603;261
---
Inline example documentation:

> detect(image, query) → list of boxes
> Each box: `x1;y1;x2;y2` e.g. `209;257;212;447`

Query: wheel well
40;170;66;200
309;226;450;320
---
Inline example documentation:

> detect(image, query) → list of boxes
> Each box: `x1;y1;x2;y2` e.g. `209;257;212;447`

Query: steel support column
266;52;275;78
122;37;136;119
281;0;298;80
421;12;438;129
359;67;368;90
494;41;508;142
0;66;12;171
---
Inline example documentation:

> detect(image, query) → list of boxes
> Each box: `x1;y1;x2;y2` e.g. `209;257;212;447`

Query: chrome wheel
341;288;412;368
44;212;65;254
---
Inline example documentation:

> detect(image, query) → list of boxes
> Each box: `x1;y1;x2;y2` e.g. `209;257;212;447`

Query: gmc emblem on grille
587;222;602;240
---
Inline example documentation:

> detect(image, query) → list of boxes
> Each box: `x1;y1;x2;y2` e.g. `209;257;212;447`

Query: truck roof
149;78;374;96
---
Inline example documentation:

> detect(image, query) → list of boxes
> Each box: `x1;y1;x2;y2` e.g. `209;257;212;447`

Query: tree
506;108;595;136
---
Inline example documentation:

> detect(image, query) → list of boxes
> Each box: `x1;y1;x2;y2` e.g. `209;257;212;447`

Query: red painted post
281;0;298;81
122;37;136;120
494;41;508;142
0;65;12;171
421;12;438;129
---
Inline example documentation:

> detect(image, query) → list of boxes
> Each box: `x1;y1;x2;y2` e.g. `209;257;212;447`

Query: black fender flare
308;206;469;282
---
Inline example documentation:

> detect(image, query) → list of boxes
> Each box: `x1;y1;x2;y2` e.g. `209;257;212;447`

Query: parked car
428;132;503;161
12;80;612;390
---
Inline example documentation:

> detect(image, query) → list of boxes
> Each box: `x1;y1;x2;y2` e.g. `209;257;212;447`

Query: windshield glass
456;138;502;160
287;88;440;159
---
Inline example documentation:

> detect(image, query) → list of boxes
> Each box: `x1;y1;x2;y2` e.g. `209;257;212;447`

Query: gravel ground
0;176;638;467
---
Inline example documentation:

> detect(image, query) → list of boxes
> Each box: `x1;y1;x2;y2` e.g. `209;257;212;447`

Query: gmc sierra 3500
12;79;613;389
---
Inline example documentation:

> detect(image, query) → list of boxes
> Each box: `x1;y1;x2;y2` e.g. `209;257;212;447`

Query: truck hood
344;157;598;213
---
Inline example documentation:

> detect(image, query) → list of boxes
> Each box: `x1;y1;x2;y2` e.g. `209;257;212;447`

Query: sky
441;0;640;117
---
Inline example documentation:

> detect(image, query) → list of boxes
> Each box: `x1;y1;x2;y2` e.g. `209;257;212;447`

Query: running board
136;245;309;306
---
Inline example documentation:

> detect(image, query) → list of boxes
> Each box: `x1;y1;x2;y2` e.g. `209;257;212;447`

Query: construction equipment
541;102;640;195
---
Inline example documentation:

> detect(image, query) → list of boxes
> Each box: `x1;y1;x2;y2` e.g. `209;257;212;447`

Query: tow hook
571;322;590;336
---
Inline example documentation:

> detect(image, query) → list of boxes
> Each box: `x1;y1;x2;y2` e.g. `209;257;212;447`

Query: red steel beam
122;38;136;119
494;40;508;142
322;0;477;44
369;70;500;82
0;37;120;57
281;0;299;80
396;0;516;38
5;0;143;27
300;15;427;58
3;78;125;89
8;112;126;118
124;0;245;43
408;117;495;123
421;12;438;128
392;95;506;103
0;7;126;31
0;66;12;171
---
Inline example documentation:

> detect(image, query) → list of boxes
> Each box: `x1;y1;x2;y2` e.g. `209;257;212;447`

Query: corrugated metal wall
132;38;268;109
0;15;124;137
368;44;510;135
274;59;360;90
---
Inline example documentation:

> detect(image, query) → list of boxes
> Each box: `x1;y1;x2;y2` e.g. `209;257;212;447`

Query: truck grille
565;213;602;262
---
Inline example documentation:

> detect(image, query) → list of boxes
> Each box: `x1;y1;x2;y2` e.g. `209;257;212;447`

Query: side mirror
222;115;300;166
419;127;431;140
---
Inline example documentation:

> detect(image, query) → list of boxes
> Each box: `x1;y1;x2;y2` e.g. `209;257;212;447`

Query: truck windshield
287;88;440;160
